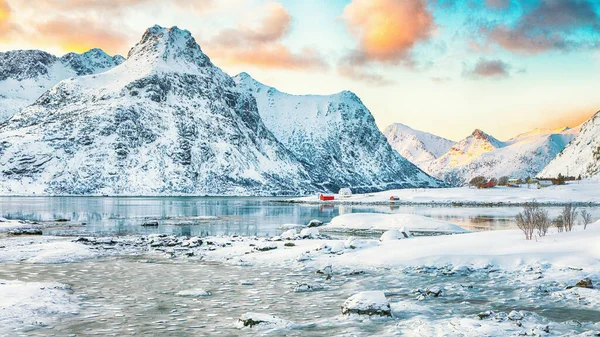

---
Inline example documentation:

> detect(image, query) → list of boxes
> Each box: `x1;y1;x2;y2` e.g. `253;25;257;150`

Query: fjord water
1;196;598;236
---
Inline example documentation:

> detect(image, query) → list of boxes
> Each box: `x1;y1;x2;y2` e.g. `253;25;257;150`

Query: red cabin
319;194;335;201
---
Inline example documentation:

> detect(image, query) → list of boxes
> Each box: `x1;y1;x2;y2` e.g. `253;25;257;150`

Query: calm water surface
0;196;598;236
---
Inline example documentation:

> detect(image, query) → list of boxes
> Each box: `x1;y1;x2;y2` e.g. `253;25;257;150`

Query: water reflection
0;196;598;236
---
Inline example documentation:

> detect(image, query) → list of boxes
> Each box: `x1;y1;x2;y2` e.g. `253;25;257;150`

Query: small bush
561;204;578;232
516;202;549;240
498;176;509;186
580;209;593;230
553;216;564;233
469;176;487;188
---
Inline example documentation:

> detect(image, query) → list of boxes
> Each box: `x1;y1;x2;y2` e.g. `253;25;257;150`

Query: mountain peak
126;25;212;70
471;129;488;139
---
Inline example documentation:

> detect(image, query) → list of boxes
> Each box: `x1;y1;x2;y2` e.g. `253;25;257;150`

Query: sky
1;0;599;141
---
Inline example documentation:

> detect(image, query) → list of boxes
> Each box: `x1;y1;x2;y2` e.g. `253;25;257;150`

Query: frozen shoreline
1;216;600;336
284;181;600;206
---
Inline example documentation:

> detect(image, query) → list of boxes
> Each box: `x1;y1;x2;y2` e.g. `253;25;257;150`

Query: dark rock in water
567;277;593;289
237;313;289;328
54;219;69;222
7;228;43;236
415;286;442;300
307;219;324;228
477;311;494;320
142;221;159;227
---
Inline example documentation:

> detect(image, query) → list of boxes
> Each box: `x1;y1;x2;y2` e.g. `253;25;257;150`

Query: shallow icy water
1;196;598;236
1;255;598;336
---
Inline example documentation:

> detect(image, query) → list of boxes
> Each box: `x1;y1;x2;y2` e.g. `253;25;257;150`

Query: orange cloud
30;19;130;55
337;64;393;86
342;0;435;63
211;44;326;70
0;0;10;32
205;1;327;71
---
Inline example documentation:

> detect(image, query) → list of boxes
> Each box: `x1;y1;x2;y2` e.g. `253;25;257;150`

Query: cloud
337;64;394;86
484;0;511;10
464;58;511;79
212;45;327;71
342;0;435;64
0;0;10;32
30;19;131;55
205;2;327;71
431;76;452;84
483;0;600;54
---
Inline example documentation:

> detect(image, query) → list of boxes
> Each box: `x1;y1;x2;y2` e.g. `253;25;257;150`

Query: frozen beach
1;213;599;336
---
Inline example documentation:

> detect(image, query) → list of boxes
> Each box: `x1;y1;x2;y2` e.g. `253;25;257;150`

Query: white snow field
291;180;600;205
325;213;469;234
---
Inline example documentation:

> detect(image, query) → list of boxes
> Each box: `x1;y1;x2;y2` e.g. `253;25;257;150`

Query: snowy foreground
290;180;600;206
1;216;600;336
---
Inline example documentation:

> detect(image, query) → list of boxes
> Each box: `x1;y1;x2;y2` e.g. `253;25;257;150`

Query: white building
339;187;352;196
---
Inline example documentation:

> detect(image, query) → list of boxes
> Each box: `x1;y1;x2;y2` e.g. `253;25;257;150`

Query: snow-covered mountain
0;48;124;123
0;25;318;195
539;112;600;179
383;123;454;170
428;128;579;185
0;25;439;195
233;72;441;192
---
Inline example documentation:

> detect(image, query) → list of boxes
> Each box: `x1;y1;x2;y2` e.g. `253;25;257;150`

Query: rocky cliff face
0;26;315;195
234;72;441;192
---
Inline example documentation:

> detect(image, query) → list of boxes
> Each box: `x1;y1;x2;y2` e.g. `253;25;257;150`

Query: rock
284;242;295;247
575;278;594;289
279;229;296;240
300;228;319;239
328;241;346;254
341;291;392;317
236;313;291;329
182;237;202;248
316;265;332;276
141;221;159;227
307;219;324;228
7;228;43;236
175;289;211;297
477;311;494;320
415;286;442;300
293;283;323;293
254;242;277;252
508;311;524;321
54;218;69;222
379;229;409;241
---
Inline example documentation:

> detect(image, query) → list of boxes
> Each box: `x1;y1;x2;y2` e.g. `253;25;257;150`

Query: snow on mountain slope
234;73;442;192
383;123;454;170
539;111;600;179
0;25;316;196
428;128;578;185
0;49;123;123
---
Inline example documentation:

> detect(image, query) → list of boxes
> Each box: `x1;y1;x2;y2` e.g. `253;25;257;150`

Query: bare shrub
516;202;549;240
580;209;593;230
561;204;578;232
498;176;509;186
469;176;486;188
553;216;564;233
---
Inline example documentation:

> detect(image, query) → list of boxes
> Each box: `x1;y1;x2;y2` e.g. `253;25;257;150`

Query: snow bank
0;280;78;335
326;213;468;234
0;237;96;264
